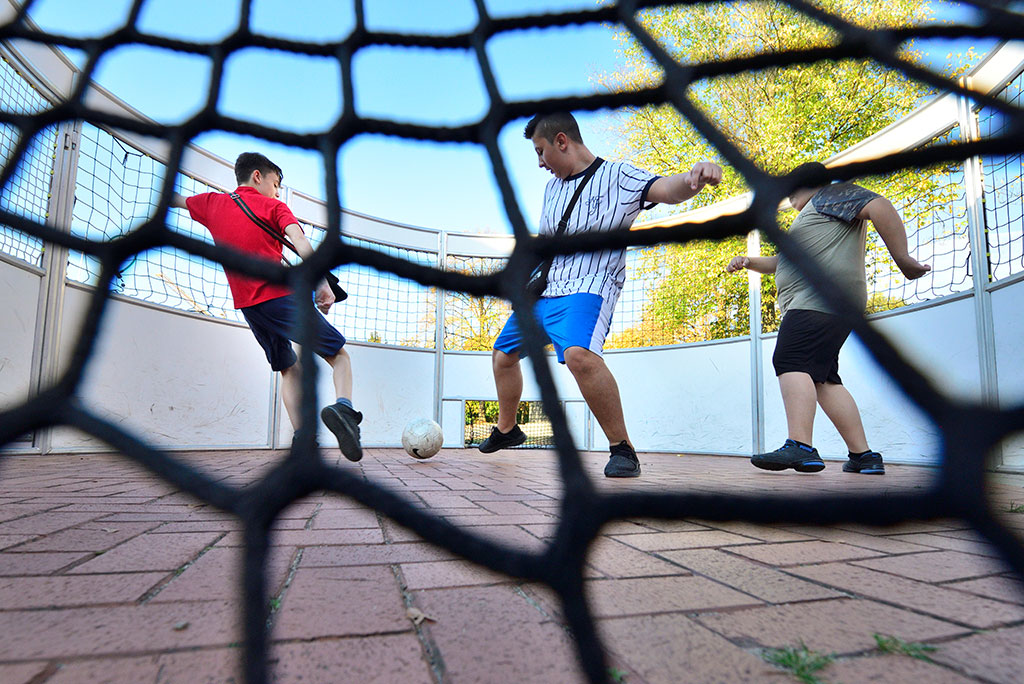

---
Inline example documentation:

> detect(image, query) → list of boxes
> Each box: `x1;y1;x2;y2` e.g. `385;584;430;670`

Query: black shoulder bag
525;158;603;299
229;192;348;302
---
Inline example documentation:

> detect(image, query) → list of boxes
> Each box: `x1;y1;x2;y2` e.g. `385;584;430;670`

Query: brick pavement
1;448;1023;683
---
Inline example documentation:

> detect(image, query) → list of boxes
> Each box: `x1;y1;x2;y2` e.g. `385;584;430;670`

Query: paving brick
273;565;409;639
15;522;160;552
0;600;240;659
587;575;760;618
612;529;757;552
0;663;49;684
0;503;57;523
696;598;968;654
216;527;384;547
0;511;100;536
660;548;843;603
270;635;433;684
945;575;1024;604
852;550;1010;582
930;623;1024;684
729;540;885;566
585;537;690;579
0;551;91;575
0;572;165;609
150;545;295;602
310;507;382;529
414;585;584;683
888;531;1003;556
599;613;779;683
68;531;222;574
300;542;456;567
787;525;934;553
711;521;817;542
792;562;1024;628
43;648;237;684
633;518;708;533
0;535;33;550
822;654;977;683
400;559;510;589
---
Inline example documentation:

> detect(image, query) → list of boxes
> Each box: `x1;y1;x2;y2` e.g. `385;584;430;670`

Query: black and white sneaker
478;425;527;453
751;439;824;473
604;441;641;478
320;402;363;462
843;450;885;475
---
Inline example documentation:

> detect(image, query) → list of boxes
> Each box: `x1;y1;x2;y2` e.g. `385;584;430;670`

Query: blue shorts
241;296;346;372
493;293;615;363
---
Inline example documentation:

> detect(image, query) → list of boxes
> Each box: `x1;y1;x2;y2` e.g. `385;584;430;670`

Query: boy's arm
857;197;931;279
727;255;777;274
647;161;722;204
170;194;189;210
284;223;336;314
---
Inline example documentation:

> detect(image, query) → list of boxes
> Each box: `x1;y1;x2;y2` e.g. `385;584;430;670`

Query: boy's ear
249;169;261;185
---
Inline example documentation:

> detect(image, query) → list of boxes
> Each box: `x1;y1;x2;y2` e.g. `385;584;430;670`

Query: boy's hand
315;281;335;314
896;257;931;280
726;256;750;273
688;162;722;190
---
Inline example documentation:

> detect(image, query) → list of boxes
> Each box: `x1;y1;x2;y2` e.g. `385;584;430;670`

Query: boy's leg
815;381;869;453
279;359;302;430
322;347;354;401
493;349;523;433
779;371;818;445
563;346;628;446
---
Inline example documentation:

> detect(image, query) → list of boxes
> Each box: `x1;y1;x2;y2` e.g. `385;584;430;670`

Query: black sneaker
604;441;641;478
320;402;363;462
751;439;825;473
843;450;885;475
478;425;527;453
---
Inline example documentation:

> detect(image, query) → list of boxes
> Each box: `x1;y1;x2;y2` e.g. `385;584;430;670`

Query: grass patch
873;633;938;661
1008;501;1024;514
761;642;834;684
607;667;628;683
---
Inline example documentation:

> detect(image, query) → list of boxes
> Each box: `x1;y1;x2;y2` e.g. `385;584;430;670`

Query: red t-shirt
185;186;301;308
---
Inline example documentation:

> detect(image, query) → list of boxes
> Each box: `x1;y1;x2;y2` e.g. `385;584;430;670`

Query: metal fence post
748;229;765;455
957;84;1001;419
31;120;82;454
433;231;446;425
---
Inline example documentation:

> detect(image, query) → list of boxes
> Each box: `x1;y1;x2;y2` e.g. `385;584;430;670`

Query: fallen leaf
173;621;190;631
406;607;436;626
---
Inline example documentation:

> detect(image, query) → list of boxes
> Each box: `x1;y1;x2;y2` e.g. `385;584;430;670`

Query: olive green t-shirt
775;183;880;316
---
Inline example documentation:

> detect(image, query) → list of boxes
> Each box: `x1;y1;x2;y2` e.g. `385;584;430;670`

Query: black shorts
241;296;346;372
772;309;851;384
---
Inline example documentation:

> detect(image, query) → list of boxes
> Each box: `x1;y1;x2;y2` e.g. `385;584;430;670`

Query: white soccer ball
402;418;443;460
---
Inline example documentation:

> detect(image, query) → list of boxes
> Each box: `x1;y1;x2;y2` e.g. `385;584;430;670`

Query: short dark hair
788;161;828;191
234;152;283;185
524;112;583;143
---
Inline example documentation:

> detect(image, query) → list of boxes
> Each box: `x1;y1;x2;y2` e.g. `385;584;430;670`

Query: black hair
788;161;829;191
523;112;583;143
234;152;283;185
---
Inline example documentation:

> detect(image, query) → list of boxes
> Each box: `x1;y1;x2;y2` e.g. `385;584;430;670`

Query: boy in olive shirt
728;162;930;474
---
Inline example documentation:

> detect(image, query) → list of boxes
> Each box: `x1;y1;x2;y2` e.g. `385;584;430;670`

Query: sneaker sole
604;467;641;478
321;406;363;462
477;432;527;453
752;457;825;473
844;466;885;474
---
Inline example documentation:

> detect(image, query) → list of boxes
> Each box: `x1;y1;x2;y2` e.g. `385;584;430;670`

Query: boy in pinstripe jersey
480;112;722;477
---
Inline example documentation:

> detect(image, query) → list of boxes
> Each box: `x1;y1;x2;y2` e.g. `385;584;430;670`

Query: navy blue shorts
772;309;851;384
240;296;346;371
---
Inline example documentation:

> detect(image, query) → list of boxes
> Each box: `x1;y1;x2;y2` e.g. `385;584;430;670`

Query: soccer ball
402;418;443;460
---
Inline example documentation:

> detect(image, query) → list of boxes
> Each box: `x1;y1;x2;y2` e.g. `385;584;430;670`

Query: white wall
992;279;1024;468
0;262;41;413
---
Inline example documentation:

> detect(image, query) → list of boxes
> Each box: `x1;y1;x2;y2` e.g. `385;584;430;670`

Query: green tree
599;0;975;342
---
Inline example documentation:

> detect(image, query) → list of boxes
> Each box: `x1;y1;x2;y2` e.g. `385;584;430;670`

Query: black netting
3;2;1024;683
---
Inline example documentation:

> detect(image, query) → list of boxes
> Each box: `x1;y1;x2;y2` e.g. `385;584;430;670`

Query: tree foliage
598;0;975;343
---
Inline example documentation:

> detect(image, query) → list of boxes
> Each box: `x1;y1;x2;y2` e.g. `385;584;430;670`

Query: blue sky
23;0;993;234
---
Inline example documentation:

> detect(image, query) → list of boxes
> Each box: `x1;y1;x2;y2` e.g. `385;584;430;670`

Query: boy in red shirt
171;152;362;461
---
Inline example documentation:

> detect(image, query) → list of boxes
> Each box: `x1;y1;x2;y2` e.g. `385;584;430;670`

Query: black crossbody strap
229;192;300;256
553;157;604;236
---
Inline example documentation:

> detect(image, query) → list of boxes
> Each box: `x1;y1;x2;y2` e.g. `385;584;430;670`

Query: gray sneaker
478;425;527;453
320;402;363;462
751;439;824;473
843;450;885;474
604;441;641;478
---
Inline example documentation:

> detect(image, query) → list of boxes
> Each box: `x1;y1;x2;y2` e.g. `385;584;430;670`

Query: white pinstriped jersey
539;158;659;299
